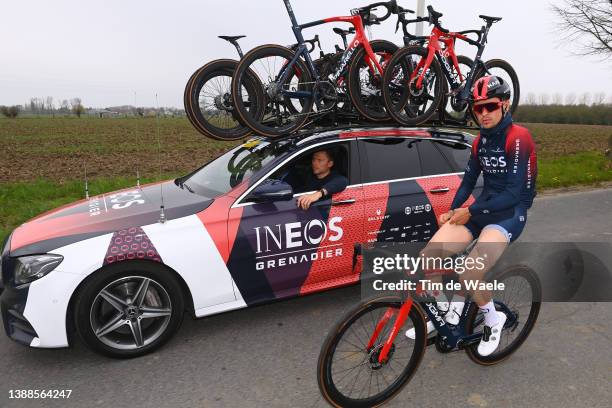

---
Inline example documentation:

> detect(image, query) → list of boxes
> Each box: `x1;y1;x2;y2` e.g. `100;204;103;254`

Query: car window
432;140;471;172
268;142;350;194
360;138;420;183
182;139;295;197
417;140;454;176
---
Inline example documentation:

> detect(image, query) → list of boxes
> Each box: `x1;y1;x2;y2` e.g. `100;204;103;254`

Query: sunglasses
473;102;503;115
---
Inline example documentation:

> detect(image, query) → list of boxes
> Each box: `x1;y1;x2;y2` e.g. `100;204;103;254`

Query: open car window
268;142;350;195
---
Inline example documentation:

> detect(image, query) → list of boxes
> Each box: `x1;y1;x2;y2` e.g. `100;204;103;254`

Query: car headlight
14;254;63;285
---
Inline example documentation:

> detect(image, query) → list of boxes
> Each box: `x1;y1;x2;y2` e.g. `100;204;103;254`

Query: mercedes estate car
1;126;482;357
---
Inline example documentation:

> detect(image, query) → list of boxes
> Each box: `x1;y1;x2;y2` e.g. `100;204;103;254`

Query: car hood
9;180;214;256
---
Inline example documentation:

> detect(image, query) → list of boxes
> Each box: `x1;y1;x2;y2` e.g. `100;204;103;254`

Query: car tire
73;261;185;358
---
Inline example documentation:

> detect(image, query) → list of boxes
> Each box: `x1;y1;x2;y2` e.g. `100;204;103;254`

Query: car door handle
332;198;356;206
430;187;450;194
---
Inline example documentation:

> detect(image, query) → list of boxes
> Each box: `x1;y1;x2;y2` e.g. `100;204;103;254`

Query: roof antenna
84;163;90;200
155;93;166;223
134;91;141;188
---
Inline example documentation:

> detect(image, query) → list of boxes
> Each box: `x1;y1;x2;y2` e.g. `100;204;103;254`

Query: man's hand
296;191;323;210
439;211;453;224
449;207;471;225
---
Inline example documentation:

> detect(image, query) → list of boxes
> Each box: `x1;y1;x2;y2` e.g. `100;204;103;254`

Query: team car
1;126;483;358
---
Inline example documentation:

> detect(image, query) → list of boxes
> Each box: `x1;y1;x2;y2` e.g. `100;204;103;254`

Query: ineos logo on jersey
254;217;343;254
108;190;146;210
480;156;507;168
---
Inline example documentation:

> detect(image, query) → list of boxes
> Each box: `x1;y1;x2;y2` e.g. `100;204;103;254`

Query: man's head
471;76;511;129
311;149;335;178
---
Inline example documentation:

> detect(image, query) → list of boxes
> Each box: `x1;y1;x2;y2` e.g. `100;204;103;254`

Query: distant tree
565;92;577;105
552;93;564;105
539;93;550;105
45;96;54;113
71;97;85;117
593;92;606;105
553;0;612;60
526;92;537;105
578;92;592;105
0;105;21;118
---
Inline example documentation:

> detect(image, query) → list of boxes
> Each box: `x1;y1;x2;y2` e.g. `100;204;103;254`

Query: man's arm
451;136;482;210
469;129;535;214
321;173;349;198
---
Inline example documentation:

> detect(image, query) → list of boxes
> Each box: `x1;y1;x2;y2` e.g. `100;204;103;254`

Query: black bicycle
184;35;324;141
231;0;400;138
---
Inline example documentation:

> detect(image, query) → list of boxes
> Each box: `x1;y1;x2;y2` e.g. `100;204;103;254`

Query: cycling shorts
464;205;528;243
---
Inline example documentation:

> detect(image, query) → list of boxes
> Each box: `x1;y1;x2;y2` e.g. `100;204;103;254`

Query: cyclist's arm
450;137;482;210
469;129;535;214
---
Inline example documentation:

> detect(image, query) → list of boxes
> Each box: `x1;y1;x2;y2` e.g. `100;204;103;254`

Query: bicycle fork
366;298;414;364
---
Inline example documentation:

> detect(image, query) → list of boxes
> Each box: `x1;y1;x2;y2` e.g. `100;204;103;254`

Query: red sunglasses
473;101;503;114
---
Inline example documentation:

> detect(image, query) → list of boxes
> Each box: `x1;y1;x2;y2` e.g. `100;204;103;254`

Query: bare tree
552;93;564;105
539;93;550;105
71;97;85;117
565;92;577;105
525;92;537;105
552;0;612;59
578;92;592;105
593;92;607;104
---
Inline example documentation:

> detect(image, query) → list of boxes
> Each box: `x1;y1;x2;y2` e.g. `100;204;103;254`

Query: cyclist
406;75;537;356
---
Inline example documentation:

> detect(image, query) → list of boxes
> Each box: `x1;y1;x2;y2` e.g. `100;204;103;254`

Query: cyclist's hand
439;211;453;224
450;207;471;225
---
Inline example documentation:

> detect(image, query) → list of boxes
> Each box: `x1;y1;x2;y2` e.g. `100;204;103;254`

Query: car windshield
180;138;295;198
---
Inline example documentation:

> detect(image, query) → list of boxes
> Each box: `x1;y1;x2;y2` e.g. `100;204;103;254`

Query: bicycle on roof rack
381;5;520;127
231;0;402;138
184;34;325;141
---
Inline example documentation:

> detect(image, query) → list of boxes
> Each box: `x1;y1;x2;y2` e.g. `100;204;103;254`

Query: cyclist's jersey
451;114;537;215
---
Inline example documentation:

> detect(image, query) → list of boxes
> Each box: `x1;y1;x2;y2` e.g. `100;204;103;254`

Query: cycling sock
480;300;500;326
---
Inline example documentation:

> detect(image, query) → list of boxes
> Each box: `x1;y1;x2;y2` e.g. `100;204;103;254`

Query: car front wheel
74;262;185;358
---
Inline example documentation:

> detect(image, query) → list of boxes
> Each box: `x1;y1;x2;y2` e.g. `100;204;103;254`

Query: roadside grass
538;151;612;188
0;174;179;245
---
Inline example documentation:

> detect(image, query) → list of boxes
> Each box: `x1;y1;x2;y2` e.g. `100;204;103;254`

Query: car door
225;140;365;306
359;137;438;243
431;138;484;201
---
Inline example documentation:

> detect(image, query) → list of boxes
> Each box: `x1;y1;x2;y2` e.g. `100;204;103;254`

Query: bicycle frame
277;0;385;100
368;280;518;364
408;21;494;102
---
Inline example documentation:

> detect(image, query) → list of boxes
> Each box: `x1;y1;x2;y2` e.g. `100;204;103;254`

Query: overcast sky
1;0;611;108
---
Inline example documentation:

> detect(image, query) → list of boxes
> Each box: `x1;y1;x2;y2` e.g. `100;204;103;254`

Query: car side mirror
248;179;294;203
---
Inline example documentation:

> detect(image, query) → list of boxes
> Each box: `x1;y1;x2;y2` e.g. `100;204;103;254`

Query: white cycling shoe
405;301;464;339
477;311;507;356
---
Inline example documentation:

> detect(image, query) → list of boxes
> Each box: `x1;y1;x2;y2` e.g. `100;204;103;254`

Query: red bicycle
317;243;541;407
382;5;520;126
231;0;400;138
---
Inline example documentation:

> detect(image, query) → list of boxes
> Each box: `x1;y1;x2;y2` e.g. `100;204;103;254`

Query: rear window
360;138;421;183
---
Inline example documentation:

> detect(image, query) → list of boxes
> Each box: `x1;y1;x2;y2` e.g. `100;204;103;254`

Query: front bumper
1;284;38;346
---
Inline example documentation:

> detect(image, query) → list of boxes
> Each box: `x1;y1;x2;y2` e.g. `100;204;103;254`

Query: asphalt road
1;187;611;408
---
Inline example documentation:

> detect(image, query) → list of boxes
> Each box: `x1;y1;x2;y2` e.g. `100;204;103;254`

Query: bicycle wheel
443;55;476;122
317;296;427;408
185;59;264;141
347;40;398;122
464;265;541;365
475;59;520;116
381;46;445;126
232;44;313;138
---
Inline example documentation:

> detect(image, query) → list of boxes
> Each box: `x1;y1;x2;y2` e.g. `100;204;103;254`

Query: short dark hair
313;148;335;162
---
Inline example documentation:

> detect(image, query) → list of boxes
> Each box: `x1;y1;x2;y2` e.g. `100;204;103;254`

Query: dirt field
0;117;610;184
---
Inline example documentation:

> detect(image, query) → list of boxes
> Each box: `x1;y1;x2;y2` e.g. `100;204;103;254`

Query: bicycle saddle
479;15;502;23
333;27;355;36
218;35;246;42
